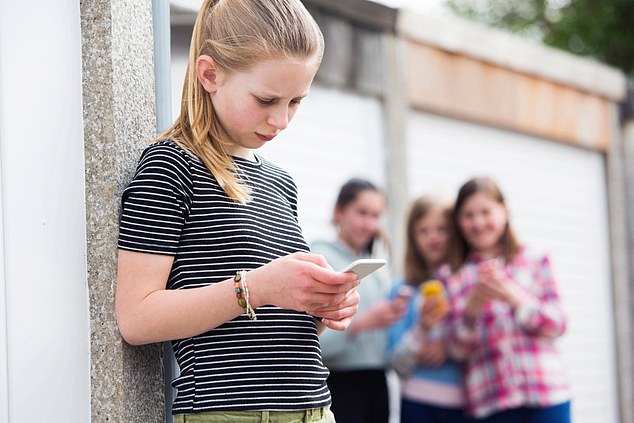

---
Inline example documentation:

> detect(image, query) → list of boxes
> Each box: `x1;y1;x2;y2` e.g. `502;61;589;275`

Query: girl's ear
196;55;220;93
332;207;342;226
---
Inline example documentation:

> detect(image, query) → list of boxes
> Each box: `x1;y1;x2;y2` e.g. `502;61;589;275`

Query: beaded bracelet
234;270;257;320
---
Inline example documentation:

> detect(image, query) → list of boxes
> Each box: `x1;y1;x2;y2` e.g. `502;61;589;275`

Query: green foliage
447;0;634;78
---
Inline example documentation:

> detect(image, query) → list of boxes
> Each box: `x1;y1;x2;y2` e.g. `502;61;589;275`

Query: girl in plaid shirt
445;177;571;422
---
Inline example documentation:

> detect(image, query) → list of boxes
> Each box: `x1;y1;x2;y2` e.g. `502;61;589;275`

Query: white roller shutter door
406;111;617;423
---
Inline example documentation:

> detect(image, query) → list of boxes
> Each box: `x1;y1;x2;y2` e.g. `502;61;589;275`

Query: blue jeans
401;398;474;423
475;402;571;423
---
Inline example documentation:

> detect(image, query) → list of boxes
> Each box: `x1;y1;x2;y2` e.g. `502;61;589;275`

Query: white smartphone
339;258;387;279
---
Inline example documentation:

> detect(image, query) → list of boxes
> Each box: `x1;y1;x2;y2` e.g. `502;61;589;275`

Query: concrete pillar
620;109;634;423
80;1;164;421
382;34;409;275
609;100;634;423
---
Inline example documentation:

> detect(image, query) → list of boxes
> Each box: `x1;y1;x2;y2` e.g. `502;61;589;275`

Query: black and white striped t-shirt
118;140;331;414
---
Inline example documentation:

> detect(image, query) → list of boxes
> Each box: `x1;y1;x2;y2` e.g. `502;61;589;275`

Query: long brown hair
159;0;324;203
403;195;453;285
448;177;520;271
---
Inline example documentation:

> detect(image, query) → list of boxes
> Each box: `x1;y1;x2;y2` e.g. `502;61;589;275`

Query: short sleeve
118;142;194;255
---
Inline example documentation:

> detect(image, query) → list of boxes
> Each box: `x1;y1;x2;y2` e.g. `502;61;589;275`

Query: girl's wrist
507;294;522;309
420;315;438;332
505;281;528;309
234;271;257;320
244;268;266;309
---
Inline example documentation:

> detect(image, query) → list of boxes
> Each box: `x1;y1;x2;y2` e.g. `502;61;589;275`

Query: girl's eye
256;97;276;105
290;98;302;106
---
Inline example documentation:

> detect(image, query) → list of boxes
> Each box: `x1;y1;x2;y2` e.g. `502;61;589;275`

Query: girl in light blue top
388;195;472;423
312;178;408;423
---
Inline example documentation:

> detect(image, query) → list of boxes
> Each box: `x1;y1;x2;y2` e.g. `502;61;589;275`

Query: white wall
406;111;617;423
0;2;90;421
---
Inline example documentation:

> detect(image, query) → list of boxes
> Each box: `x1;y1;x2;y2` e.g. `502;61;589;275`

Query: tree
446;0;634;78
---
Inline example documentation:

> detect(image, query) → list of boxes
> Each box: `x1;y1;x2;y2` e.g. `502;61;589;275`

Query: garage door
406;111;618;423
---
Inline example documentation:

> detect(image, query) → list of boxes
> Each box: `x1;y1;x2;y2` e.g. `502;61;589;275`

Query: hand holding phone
339;258;387;279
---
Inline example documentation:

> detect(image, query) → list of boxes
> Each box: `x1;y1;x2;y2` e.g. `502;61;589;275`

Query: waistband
174;406;332;423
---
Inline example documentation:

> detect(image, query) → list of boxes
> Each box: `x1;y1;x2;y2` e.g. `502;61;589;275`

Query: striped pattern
446;247;571;418
118;140;330;414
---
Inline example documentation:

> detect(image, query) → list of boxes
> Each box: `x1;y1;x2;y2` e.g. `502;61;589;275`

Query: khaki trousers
174;406;336;423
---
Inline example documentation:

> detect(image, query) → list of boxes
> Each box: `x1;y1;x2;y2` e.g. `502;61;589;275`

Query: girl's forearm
117;278;243;345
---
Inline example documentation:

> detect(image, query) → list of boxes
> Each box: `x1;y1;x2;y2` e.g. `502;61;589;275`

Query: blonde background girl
388;195;470;423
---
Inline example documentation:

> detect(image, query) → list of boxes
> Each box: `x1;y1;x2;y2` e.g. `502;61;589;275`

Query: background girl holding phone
388;195;470;423
312;178;408;423
445;177;571;422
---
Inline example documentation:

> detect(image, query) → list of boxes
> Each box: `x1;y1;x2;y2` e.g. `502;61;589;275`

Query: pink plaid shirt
445;246;571;418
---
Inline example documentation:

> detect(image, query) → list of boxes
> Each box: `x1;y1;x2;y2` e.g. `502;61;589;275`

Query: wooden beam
406;41;613;151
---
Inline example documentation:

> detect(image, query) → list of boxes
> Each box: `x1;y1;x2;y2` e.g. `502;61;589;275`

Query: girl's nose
471;214;485;227
365;216;380;232
268;106;289;130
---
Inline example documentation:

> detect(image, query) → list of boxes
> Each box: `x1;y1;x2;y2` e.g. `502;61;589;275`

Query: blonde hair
403;195;453;285
159;0;325;203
